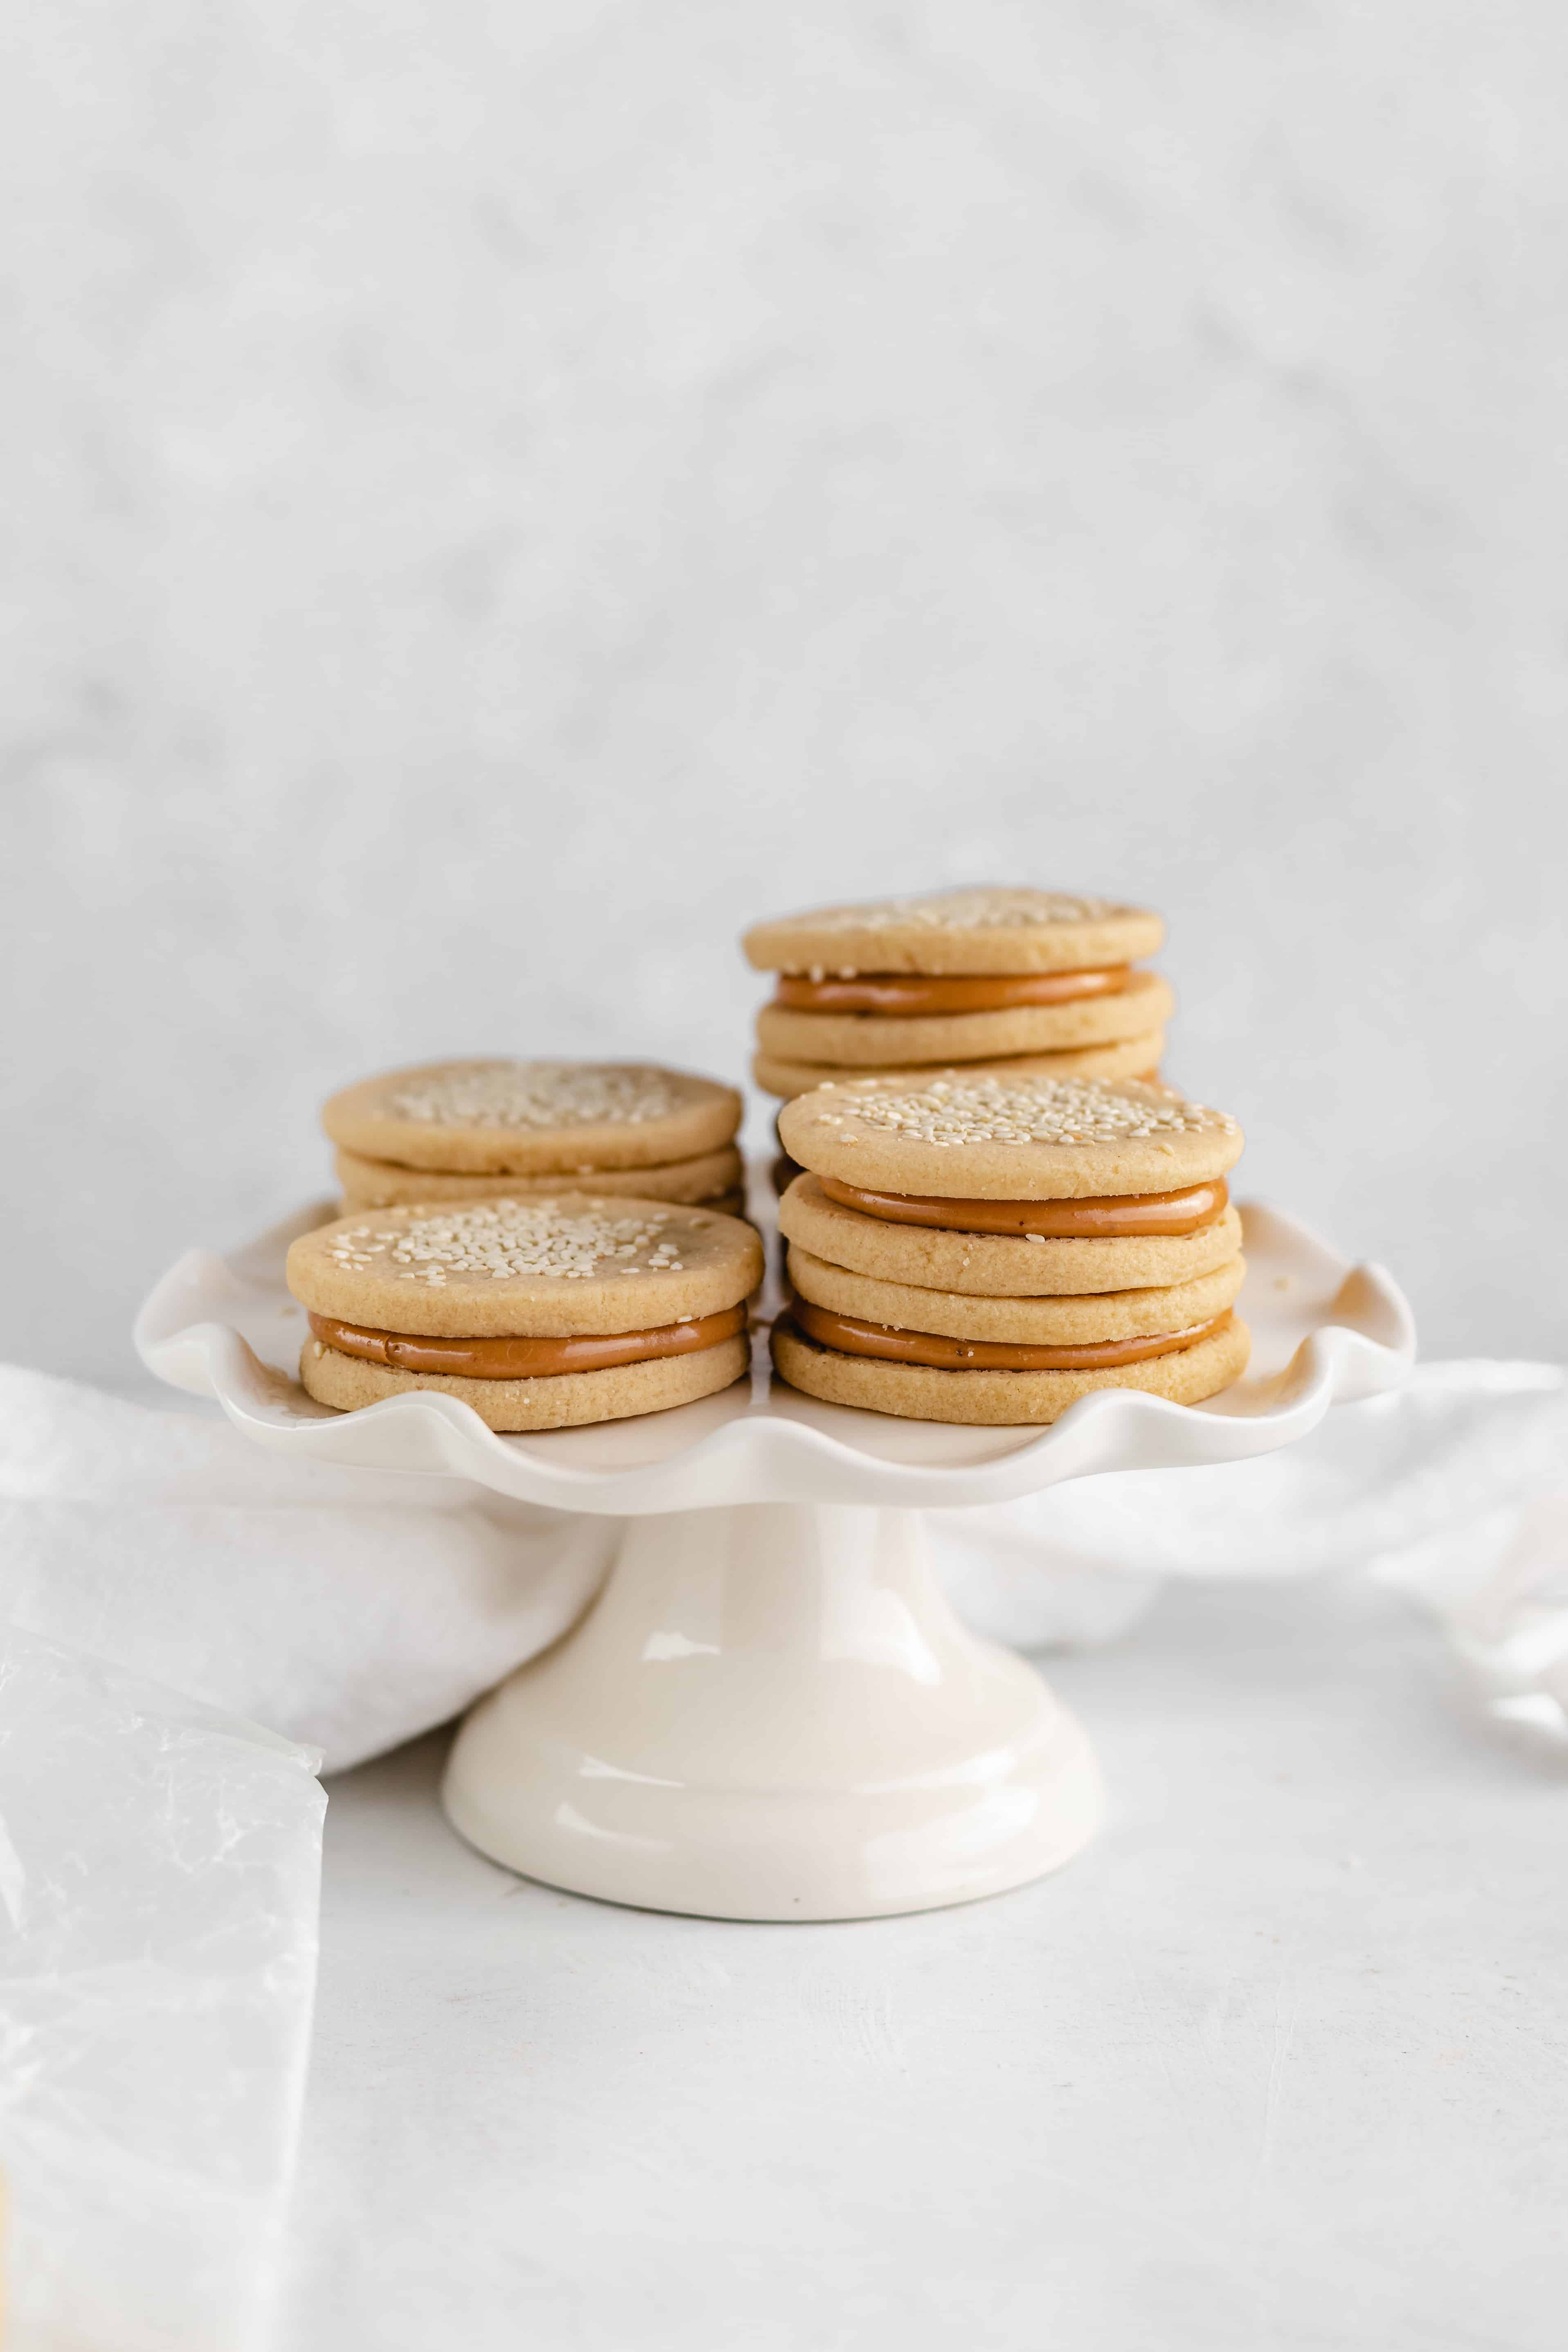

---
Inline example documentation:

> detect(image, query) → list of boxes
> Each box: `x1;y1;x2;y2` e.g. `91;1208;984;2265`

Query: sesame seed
791;887;1122;935
807;1074;1237;1150
386;1061;683;1132
320;1200;702;1284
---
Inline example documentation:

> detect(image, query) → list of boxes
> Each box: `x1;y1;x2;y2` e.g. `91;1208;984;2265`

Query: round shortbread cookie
785;1245;1245;1343
771;1315;1249;1425
755;969;1170;1067
751;1031;1164;1101
779;1073;1241;1201
301;1334;750;1432
742;887;1164;977
288;1195;763;1338
322;1059;741;1175
334;1141;744;1211
778;1174;1245;1296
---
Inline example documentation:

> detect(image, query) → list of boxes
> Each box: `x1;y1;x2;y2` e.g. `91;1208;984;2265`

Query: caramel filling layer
308;1305;746;1380
818;1175;1229;1238
790;1301;1233;1372
773;968;1129;1015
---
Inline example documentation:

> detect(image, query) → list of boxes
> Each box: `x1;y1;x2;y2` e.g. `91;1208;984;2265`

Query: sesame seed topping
796;887;1123;935
385;1061;683;1132
810;1075;1237;1150
319;1200;689;1284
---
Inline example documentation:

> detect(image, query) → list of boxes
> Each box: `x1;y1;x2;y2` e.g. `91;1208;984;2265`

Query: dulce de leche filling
307;1305;746;1380
818;1175;1228;1238
790;1299;1233;1372
773;968;1129;1015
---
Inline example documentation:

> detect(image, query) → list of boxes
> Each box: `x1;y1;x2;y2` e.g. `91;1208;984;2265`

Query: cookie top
777;1073;1242;1201
321;1059;742;1174
287;1196;763;1337
742;887;1163;977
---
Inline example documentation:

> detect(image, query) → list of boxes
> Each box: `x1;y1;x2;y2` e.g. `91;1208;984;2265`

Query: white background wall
3;1;1564;1379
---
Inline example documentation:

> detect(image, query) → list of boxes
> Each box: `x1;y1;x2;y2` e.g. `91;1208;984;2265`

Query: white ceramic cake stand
135;1195;1413;1921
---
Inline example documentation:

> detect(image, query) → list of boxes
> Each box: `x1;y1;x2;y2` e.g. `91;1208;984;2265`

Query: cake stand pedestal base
442;1502;1104;1921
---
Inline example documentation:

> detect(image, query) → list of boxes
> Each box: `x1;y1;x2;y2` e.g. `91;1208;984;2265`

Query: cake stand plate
136;1199;1413;1921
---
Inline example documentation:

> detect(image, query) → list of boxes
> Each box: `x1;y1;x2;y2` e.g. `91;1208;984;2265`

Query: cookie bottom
785;1243;1246;1345
770;1315;1250;1424
753;968;1171;1066
335;1142;743;1211
300;1332;750;1431
751;1030;1164;1099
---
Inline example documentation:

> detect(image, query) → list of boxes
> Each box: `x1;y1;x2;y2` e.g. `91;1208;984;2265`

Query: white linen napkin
0;1365;615;1774
2;1358;1564;1773
944;1359;1568;1716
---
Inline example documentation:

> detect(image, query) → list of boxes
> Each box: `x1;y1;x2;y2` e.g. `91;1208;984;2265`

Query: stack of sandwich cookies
744;888;1172;1101
772;1074;1248;1424
288;1196;763;1432
323;1060;745;1214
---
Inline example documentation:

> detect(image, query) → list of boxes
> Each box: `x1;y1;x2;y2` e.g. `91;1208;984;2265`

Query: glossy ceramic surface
445;1502;1105;1919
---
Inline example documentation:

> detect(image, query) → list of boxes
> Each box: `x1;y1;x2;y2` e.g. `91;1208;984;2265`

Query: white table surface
275;1570;1564;2352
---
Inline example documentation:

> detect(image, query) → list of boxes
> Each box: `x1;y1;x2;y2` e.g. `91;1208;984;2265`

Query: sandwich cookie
289;1195;763;1432
743;887;1171;1101
771;1072;1248;1424
322;1058;744;1212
